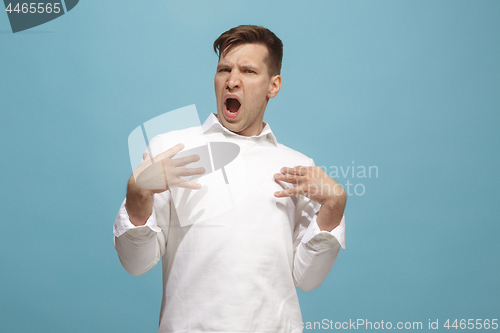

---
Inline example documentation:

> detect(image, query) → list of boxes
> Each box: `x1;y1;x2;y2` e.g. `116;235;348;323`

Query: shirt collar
201;113;279;147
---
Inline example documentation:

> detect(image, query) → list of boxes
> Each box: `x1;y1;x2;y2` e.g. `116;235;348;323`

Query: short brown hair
213;25;283;76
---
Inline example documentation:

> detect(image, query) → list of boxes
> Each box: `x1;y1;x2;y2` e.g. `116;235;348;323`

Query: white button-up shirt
114;113;345;333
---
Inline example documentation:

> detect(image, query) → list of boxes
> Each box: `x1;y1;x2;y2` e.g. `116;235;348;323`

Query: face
214;43;281;137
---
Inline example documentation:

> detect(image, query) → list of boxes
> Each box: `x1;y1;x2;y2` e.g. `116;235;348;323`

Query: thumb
143;152;151;161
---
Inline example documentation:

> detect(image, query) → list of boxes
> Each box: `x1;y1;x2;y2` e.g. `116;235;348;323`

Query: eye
245;69;256;74
218;68;230;73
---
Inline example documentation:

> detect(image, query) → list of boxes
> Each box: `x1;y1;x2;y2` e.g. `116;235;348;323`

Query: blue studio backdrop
1;1;499;332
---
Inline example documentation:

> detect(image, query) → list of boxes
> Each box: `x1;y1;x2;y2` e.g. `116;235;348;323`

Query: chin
221;118;242;132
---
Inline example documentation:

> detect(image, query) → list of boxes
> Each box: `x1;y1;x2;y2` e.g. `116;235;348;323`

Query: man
114;25;346;332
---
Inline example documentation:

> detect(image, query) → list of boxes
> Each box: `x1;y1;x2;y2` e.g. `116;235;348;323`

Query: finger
173;167;206;177
280;166;310;176
142;152;150;160
274;173;302;184
173;180;202;190
156;143;186;161
171;154;201;168
274;186;305;198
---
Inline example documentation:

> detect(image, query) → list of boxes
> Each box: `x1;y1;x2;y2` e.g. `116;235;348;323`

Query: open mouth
225;98;241;114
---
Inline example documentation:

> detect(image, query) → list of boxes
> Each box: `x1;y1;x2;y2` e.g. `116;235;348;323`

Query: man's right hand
125;143;205;226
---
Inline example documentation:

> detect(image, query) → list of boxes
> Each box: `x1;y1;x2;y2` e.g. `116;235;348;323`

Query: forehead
218;43;269;66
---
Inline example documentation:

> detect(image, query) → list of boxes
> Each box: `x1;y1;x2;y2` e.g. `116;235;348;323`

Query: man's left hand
274;166;347;231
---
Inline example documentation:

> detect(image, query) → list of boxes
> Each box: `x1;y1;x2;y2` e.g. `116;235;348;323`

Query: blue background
1;0;499;332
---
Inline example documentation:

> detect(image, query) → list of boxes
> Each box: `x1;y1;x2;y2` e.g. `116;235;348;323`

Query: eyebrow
216;61;232;69
240;63;259;71
216;61;261;72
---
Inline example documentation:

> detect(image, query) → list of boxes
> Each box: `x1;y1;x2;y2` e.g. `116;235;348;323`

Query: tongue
227;99;240;113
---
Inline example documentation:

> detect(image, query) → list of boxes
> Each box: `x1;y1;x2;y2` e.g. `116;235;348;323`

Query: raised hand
126;143;205;226
274;166;346;231
133;143;206;192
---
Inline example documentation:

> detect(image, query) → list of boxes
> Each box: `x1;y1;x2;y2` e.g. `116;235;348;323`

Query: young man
114;25;346;332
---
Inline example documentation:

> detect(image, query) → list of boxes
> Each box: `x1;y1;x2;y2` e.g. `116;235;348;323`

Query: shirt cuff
301;214;346;249
113;198;161;237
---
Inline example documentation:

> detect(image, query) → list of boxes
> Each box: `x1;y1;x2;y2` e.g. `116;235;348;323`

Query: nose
226;71;241;90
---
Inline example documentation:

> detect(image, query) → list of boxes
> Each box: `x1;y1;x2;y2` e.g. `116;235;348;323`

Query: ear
267;75;282;99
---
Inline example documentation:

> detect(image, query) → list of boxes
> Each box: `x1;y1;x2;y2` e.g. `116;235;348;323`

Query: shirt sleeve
113;197;168;276
291;159;346;291
113;135;170;276
301;214;346;249
113;198;162;238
